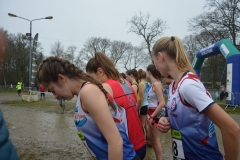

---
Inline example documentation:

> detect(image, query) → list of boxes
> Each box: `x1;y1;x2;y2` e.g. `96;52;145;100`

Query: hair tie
171;36;175;41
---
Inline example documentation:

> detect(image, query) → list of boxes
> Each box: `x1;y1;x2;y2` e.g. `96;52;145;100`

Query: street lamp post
8;13;53;91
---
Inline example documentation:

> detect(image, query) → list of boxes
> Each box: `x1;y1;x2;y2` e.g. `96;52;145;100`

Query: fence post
225;92;234;109
233;92;240;110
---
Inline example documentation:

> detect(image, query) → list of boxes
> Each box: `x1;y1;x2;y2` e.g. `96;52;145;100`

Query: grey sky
1;0;206;70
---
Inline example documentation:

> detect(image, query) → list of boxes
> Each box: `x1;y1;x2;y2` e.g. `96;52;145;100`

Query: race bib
172;129;185;160
77;131;97;160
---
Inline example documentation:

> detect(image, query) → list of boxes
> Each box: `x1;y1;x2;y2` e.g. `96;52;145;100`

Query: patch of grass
2;99;57;107
0;90;38;95
0;90;17;93
219;103;240;114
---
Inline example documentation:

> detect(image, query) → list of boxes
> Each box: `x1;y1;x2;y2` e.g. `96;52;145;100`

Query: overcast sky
1;0;207;70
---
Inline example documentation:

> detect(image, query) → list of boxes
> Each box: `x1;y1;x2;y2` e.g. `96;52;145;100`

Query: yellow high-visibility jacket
16;82;22;90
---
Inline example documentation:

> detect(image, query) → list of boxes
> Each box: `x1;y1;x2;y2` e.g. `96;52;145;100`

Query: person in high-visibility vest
16;82;22;96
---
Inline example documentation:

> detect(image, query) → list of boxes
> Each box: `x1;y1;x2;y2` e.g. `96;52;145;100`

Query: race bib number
172;129;185;160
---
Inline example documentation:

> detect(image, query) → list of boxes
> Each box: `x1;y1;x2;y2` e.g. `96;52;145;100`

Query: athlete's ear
57;74;66;84
97;67;104;76
158;52;164;62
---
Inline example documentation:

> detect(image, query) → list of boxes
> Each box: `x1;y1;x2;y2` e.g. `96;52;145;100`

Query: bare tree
188;0;240;46
121;46;148;70
0;30;45;86
109;41;132;65
74;53;86;70
0;28;7;68
79;37;111;61
0;28;8;86
3;33;29;86
182;35;200;62
65;45;77;63
51;41;64;57
127;11;168;60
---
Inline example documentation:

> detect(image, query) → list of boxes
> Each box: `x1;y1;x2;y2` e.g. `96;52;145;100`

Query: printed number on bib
172;129;185;160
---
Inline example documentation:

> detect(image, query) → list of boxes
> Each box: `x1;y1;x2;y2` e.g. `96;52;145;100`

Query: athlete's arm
181;79;240;160
203;104;240;160
151;82;165;117
102;83;113;95
138;82;145;110
132;84;138;97
80;84;123;160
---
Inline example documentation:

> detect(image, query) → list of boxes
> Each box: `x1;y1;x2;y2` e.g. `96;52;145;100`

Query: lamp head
8;13;17;17
45;16;53;19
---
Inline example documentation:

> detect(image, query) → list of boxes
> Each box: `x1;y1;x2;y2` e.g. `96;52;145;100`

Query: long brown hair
152;36;195;73
37;56;116;112
86;52;122;82
138;69;146;80
147;64;162;80
126;69;138;82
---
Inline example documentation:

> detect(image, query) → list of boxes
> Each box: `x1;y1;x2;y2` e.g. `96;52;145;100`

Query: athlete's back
105;79;146;151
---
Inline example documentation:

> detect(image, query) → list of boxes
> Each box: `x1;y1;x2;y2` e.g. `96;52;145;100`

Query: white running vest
167;72;223;160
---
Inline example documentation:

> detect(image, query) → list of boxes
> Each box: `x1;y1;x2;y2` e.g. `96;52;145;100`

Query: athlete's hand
157;117;170;133
148;117;153;126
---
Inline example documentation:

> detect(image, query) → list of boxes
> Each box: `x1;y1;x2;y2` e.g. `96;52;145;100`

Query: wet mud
0;92;239;160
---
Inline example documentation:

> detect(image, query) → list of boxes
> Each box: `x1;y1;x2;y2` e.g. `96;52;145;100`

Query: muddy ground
0;92;239;160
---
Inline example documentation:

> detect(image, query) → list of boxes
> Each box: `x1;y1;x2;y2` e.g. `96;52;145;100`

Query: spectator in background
219;84;225;101
39;85;46;100
16;81;22;96
10;84;13;90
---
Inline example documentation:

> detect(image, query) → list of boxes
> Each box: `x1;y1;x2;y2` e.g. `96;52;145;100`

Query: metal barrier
208;90;218;101
206;90;240;110
225;92;240;110
0;85;16;90
0;85;37;92
233;92;240;110
225;92;234;109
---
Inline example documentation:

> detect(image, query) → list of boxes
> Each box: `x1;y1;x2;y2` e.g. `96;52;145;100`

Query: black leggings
139;105;148;115
133;154;141;160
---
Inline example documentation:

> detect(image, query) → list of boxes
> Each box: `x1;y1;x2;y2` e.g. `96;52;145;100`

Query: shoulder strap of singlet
80;81;88;89
132;82;139;93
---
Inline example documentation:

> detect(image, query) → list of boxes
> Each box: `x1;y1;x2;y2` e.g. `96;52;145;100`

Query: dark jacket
0;110;19;160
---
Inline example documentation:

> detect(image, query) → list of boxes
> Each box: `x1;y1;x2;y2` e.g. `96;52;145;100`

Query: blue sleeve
0;110;19;160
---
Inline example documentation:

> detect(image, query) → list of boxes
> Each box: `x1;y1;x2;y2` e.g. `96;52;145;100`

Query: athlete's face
45;75;74;100
125;74;132;83
162;77;173;85
152;51;169;78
